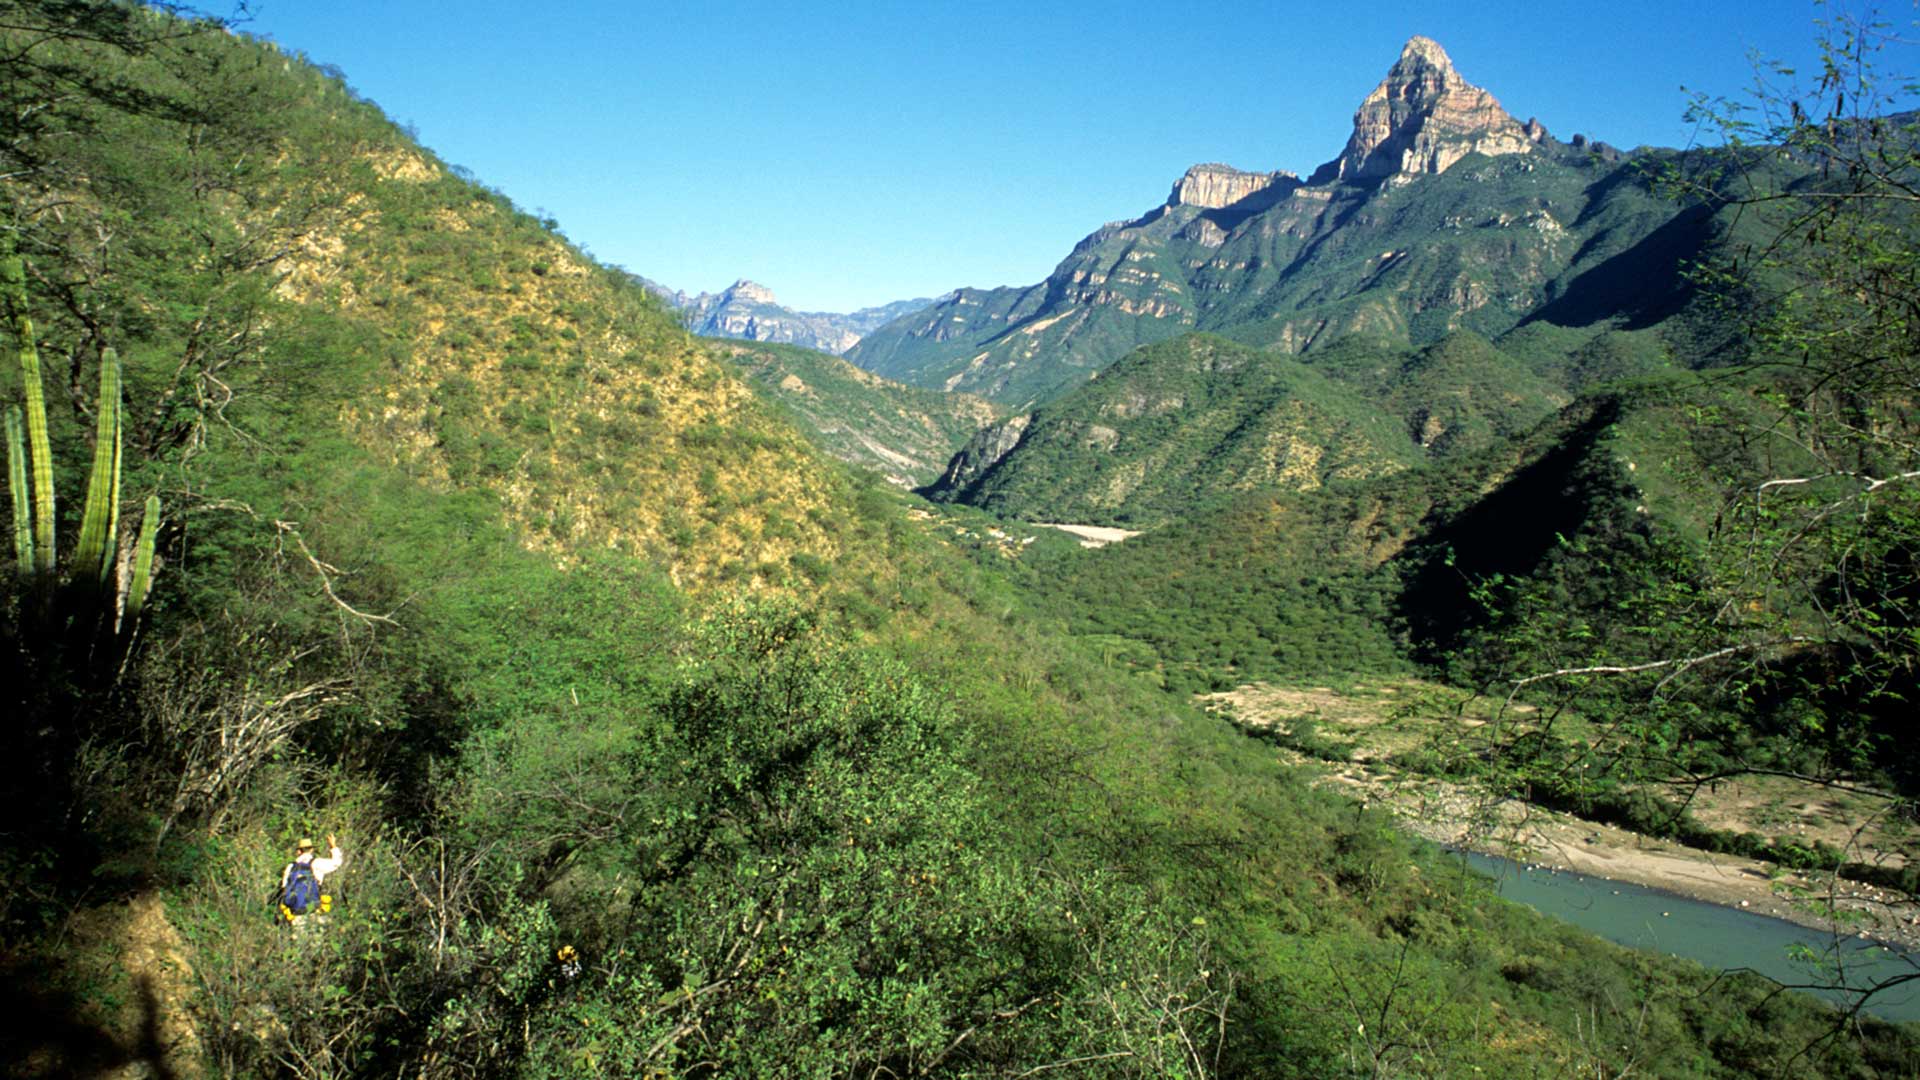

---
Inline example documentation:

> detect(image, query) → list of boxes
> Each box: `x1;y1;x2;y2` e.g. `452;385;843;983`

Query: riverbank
1327;762;1920;952
1200;679;1920;952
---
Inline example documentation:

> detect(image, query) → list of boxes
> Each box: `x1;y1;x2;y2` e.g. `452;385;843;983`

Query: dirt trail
8;892;202;1079
111;892;203;1078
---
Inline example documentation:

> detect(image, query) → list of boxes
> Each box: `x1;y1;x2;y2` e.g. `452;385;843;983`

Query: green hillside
1008;389;1652;690
923;329;1582;527
924;334;1417;526
1006;357;1916;842
1;6;1914;1080
718;340;1000;486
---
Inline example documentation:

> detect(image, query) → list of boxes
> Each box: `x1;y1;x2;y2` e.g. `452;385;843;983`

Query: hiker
278;833;345;931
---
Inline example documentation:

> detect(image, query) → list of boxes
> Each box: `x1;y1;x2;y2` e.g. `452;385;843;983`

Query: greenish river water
1462;851;1920;1023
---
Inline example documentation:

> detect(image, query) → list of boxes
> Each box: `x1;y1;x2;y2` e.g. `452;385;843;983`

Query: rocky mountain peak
1311;36;1532;184
724;279;779;304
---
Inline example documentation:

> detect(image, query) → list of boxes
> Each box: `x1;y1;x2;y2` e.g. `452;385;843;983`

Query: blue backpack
282;861;322;916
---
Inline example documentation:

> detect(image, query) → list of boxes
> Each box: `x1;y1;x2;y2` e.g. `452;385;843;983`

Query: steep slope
846;36;1677;408
719;340;1000;486
643;276;936;355
256;165;869;589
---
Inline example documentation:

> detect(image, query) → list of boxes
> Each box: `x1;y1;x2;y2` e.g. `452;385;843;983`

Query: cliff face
1167;163;1300;210
644;278;935;355
1312;36;1538;183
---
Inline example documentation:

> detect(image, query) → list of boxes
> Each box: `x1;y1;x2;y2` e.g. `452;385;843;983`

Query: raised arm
311;833;346;877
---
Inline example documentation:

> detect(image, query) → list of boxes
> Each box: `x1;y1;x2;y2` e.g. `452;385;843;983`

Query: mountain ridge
718;339;1001;487
845;35;1649;408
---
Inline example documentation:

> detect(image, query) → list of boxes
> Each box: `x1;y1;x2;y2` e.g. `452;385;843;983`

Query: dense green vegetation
1001;350;1915;790
1;4;1915;1079
983;388;1624;690
923;329;1609;528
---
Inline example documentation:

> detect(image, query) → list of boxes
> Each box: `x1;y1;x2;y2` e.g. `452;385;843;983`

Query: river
1462;851;1920;1023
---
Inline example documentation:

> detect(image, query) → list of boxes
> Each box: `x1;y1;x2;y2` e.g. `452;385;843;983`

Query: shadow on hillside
1396;398;1624;662
1523;203;1714;331
0;972;178;1079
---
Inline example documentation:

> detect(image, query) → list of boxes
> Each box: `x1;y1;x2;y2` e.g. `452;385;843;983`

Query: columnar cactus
5;406;30;572
2;248;54;574
124;494;160;623
73;349;123;588
3;246;159;631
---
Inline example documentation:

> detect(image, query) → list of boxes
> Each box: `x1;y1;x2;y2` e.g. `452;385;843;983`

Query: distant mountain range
638;276;938;356
717;340;1001;488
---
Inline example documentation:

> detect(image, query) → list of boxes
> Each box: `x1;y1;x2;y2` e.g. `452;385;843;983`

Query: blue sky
243;1;1861;312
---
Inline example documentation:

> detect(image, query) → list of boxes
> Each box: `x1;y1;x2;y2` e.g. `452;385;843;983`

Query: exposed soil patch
1031;523;1143;547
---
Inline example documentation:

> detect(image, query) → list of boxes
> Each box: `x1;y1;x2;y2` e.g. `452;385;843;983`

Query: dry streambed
1203;680;1920;950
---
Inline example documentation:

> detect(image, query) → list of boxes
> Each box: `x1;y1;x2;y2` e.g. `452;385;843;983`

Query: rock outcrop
1312;36;1532;184
923;414;1030;497
1168;163;1300;210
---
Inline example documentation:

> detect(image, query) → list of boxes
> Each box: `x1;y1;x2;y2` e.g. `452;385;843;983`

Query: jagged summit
1310;35;1541;184
1398;33;1452;68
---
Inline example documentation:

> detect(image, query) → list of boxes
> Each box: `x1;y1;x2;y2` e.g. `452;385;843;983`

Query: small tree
1493;2;1920;1019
